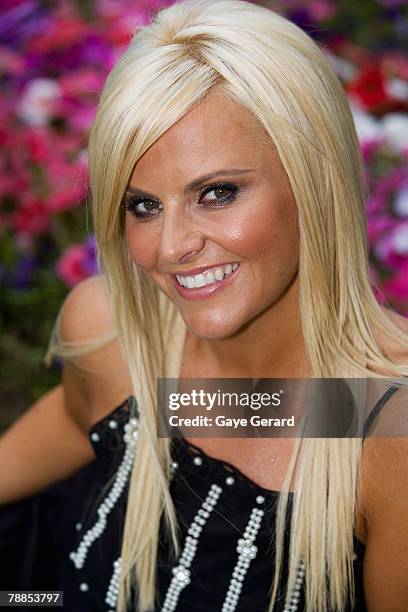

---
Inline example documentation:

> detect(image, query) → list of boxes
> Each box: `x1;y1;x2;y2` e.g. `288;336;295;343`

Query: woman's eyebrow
126;167;255;198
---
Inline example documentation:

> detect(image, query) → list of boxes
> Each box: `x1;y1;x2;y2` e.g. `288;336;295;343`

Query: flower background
1;0;408;426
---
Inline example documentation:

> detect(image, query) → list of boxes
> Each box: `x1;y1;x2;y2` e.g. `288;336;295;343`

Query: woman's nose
158;205;206;265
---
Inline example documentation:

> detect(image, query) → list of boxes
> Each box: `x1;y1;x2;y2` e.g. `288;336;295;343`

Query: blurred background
1;0;408;428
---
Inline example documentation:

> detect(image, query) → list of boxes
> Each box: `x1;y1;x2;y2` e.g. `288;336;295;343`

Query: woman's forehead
130;93;278;185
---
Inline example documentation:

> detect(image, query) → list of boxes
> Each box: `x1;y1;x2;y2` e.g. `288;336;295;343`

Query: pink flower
308;0;337;22
367;214;396;243
22;128;49;164
0;45;25;76
360;139;383;163
55;243;93;288
59;69;105;96
29;16;88;53
12;199;50;236
45;157;88;212
382;261;408;303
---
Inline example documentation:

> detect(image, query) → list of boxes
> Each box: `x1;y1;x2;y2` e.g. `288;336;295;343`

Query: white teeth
214;268;224;281
175;263;240;289
194;274;206;288
204;270;215;284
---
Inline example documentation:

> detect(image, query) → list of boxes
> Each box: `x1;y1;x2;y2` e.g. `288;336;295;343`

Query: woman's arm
362;436;408;611
0;275;132;506
0;383;96;505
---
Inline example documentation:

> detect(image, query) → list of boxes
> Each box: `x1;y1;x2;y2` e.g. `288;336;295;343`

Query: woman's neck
181;279;312;379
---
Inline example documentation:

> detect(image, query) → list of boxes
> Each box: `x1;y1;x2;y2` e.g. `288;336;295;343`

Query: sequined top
0;386;400;612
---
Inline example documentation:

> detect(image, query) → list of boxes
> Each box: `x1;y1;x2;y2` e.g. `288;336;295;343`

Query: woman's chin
182;312;243;341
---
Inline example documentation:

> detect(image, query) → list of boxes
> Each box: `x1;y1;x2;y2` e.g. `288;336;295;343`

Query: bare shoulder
59;274;113;340
359;435;408;610
378;305;408;358
58;275;133;432
361;305;408;488
358;307;408;609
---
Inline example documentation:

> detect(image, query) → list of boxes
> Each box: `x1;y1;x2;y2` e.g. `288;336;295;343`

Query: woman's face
124;91;299;339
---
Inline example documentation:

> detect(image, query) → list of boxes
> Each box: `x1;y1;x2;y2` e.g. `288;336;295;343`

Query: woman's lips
170;265;240;301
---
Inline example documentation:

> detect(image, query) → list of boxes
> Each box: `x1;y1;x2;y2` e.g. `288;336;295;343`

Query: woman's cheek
222;205;284;260
125;223;158;271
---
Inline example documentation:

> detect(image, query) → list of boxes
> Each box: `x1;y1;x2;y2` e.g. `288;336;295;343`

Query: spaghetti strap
362;385;400;441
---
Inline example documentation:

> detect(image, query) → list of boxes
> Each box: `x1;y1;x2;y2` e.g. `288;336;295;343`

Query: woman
1;0;408;610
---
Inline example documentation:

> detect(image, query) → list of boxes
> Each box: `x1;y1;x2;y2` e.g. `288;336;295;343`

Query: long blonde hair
46;1;408;610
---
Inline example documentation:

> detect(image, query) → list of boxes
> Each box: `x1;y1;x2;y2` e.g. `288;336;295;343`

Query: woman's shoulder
376;305;408;362
58;275;133;434
59;274;117;340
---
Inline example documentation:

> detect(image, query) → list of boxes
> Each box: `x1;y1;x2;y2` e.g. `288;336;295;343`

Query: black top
0;386;400;612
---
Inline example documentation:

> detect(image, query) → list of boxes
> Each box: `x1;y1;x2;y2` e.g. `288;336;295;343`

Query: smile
171;262;240;301
176;262;239;289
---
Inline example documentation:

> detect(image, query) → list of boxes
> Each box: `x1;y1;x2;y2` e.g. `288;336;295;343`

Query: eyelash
123;182;240;219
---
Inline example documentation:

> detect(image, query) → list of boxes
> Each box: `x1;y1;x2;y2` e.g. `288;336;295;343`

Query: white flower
394;186;408;217
350;101;382;142
18;78;61;126
393;224;408;254
325;50;357;83
382;113;408;153
385;78;408;102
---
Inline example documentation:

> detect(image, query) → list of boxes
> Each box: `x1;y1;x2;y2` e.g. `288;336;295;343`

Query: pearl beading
160;482;223;612
283;557;305;612
221;503;265;612
73;408;308;612
105;556;121;610
69;416;139;571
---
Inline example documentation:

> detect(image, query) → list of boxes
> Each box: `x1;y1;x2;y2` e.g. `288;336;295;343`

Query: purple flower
10;255;37;289
83;235;100;276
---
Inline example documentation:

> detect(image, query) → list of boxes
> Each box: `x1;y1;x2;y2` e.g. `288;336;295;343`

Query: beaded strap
221;504;265;612
105;557;122;611
69;413;138;603
161;483;223;612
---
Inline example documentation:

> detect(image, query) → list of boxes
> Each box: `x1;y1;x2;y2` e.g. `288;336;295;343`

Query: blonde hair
46;1;408;610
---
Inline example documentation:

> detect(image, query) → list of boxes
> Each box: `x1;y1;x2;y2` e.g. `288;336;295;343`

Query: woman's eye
199;183;239;206
124;197;163;219
124;182;239;219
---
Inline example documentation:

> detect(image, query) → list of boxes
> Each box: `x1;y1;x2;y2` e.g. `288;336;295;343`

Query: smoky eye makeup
123;182;242;220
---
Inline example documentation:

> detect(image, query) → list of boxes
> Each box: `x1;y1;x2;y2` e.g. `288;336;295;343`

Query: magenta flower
367;214;396;243
374;221;408;270
55;240;97;288
382;261;408;304
12;198;50;236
